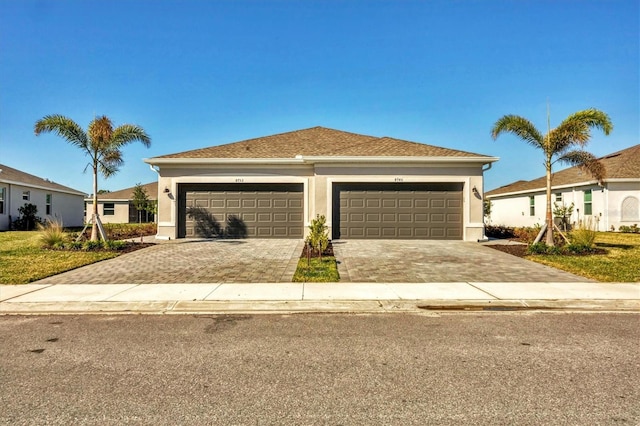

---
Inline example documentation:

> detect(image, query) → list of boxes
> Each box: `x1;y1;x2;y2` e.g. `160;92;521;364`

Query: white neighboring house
0;164;86;230
85;182;157;224
485;144;640;232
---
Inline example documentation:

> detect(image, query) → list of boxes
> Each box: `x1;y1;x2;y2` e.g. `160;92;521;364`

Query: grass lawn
529;232;640;282
0;231;118;284
292;257;340;282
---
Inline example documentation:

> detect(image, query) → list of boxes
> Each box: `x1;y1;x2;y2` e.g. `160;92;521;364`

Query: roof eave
0;178;86;197
144;156;499;166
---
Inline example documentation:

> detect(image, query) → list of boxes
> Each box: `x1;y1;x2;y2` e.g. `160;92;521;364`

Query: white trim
486;178;639;199
145;156;499;166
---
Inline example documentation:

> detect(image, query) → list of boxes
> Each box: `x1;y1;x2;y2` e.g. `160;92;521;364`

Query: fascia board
486;180;606;198
144;156;499;166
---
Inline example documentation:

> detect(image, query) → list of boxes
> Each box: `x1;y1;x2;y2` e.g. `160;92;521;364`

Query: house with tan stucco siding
144;127;498;241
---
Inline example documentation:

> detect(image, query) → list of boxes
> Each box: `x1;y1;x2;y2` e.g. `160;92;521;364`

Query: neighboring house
144;127;498;241
0;164;86;230
85;182;157;224
485;144;640;231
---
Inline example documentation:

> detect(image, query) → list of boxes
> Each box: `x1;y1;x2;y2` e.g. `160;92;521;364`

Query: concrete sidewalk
1;282;639;314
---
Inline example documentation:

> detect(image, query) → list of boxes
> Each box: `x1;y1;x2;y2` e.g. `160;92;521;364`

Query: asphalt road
1;312;638;425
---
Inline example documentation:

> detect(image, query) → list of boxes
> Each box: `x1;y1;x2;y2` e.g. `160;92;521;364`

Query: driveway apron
33;240;305;284
332;240;595;283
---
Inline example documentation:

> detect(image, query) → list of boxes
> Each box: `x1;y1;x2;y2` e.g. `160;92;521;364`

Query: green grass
0;231;118;284
292;257;340;282
529;232;640;282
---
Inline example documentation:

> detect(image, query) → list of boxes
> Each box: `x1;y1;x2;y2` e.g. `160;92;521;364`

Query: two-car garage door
178;184;304;238
333;183;463;240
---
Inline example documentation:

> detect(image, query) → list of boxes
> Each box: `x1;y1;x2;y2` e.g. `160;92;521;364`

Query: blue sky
1;0;637;195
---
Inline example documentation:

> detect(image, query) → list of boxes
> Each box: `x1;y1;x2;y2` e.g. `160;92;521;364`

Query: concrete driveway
32;238;593;284
332;240;594;282
34;239;305;284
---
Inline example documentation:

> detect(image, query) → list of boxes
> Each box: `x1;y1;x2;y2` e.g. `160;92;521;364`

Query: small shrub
67;241;83;250
527;242;563;255
82;240;102;251
514;226;541;244
102;240;126;250
570;218;597;249
619;224;639;233
12;203;43;231
38;218;68;248
566;243;597;254
306;215;330;260
484;225;515;239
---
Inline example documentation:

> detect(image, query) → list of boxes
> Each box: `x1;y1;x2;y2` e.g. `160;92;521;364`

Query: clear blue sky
1;0;638;195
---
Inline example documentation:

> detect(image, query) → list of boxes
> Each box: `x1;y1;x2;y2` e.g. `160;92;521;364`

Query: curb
1;299;638;315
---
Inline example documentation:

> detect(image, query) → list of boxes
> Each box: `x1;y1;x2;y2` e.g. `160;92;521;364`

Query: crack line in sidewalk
203;283;223;301
466;282;501;300
0;284;55;302
103;284;141;301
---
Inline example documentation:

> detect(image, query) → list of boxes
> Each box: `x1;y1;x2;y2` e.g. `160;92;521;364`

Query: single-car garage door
178;183;304;238
333;183;463;240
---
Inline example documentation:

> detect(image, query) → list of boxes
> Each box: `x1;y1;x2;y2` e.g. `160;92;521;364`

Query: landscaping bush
513;226;542;244
38;218;69;249
619;224;639;233
306;215;330;259
527;242;563;255
78;222;157;240
569;218;597;249
484;225;515;239
12;203;43;231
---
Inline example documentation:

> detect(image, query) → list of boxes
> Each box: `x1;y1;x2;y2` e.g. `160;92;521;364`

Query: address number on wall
394;177;404;182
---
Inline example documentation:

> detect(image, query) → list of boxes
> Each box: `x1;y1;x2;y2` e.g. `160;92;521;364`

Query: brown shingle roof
0;163;85;195
154;126;492;159
91;182;158;201
486;144;640;197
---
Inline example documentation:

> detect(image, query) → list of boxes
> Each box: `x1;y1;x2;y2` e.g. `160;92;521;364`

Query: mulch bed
301;241;335;258
486;242;607;257
485;244;528;258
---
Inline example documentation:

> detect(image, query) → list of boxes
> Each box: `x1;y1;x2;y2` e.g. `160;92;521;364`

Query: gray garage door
333;183;463;240
178;184;304;238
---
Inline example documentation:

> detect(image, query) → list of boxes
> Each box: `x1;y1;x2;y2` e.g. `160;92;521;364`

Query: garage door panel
181;184;303;238
335;183;462;240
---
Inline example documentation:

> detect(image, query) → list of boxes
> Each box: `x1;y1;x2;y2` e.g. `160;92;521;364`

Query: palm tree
35;115;151;241
491;108;612;246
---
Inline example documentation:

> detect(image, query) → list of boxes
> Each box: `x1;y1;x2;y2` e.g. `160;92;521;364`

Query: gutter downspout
478;162;493;242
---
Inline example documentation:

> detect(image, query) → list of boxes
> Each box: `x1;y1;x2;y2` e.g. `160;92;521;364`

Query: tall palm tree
491;108;612;246
35;115;151;241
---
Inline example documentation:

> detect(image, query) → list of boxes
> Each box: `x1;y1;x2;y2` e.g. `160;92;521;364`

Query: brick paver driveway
34;239;305;284
333;240;594;282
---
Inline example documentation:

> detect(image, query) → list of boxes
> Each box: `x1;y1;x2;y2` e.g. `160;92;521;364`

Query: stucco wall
85;201;131;224
153;162;488;241
487;182;639;232
0;183;84;230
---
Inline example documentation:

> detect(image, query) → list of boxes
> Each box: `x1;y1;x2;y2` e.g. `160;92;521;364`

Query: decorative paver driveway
33;239;305;284
332;240;595;283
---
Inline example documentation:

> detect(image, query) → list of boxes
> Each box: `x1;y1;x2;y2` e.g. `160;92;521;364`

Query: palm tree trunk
91;165;99;241
545;158;554;246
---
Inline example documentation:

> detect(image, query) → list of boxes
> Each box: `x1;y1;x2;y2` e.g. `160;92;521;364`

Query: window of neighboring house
0;187;5;214
621;197;639;221
584;190;593;215
103;203;115;216
46;194;52;215
529;196;535;216
555;193;562;203
22;190;30;201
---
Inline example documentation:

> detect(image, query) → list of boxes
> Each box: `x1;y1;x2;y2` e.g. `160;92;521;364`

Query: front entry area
332;183;463;240
177;183;304;238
